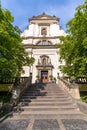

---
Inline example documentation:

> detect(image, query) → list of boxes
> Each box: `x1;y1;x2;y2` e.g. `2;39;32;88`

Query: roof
29;12;60;22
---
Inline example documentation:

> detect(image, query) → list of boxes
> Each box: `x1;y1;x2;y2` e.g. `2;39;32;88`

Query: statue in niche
42;58;46;65
41;28;47;36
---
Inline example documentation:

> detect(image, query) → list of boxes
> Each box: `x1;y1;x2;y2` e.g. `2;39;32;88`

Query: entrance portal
41;71;48;83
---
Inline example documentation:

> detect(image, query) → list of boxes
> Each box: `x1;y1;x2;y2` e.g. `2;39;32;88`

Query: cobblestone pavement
33;119;60;130
1;118;87;130
0;119;30;130
62;119;87;130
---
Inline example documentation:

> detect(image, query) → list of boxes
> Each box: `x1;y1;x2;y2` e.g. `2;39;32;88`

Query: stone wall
12;76;32;105
58;78;80;99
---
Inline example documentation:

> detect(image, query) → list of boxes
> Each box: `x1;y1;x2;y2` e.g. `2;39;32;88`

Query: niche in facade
38;55;51;65
41;28;47;36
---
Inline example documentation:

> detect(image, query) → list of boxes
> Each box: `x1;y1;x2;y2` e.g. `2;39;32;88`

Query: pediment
40;16;50;19
29;13;59;21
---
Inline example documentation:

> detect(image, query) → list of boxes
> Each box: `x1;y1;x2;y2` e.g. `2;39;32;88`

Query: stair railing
11;76;32;106
58;77;80;99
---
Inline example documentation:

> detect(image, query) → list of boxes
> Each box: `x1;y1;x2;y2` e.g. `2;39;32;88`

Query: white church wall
21;24;34;37
21;39;32;45
47;38;60;45
21;14;66;83
50;23;66;37
28;24;34;36
50;24;60;36
33;24;39;36
49;50;59;78
32;53;40;83
31;48;60;83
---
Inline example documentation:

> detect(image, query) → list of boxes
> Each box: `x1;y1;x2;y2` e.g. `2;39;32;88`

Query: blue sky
1;0;84;31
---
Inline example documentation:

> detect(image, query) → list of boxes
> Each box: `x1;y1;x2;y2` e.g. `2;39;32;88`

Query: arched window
37;40;52;45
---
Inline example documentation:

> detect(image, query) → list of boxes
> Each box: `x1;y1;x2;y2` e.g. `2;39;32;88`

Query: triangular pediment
29;13;59;21
40;16;51;19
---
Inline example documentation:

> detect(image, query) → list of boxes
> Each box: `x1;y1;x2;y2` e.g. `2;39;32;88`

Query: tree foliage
0;4;35;79
60;0;87;78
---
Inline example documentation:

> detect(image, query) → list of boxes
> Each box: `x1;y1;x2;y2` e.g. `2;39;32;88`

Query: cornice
29;13;60;22
36;65;53;68
38;23;50;26
22;36;60;40
23;44;57;49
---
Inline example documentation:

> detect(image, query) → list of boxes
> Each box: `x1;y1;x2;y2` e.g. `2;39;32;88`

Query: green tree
60;0;87;78
0;4;35;80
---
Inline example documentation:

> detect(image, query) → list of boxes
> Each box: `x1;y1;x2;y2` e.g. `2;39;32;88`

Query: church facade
21;13;66;83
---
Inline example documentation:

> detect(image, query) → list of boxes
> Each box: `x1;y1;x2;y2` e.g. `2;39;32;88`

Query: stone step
45;89;64;91
19;101;75;106
23;92;67;95
22;105;77;109
21;106;77;111
22;93;47;96
21;95;69;98
24;90;65;93
13;113;83;119
20;98;72;103
21;97;71;101
46;92;66;94
22;108;77;111
16;110;82;117
44;94;68;96
35;99;72;102
13;83;84;120
22;94;68;97
23;91;66;93
23;90;64;93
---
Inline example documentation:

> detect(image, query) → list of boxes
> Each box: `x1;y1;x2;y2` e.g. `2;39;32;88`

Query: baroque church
21;13;66;83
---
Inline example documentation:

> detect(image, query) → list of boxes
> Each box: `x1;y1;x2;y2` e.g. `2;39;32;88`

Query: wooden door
41;71;48;83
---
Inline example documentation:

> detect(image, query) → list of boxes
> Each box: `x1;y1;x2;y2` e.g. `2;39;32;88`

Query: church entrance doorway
41;71;48;83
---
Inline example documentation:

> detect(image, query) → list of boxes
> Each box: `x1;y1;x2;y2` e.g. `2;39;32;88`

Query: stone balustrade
11;76;32;105
58;77;80;99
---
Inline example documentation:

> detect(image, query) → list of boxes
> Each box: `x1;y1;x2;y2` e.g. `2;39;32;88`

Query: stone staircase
1;83;87;130
14;83;83;119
